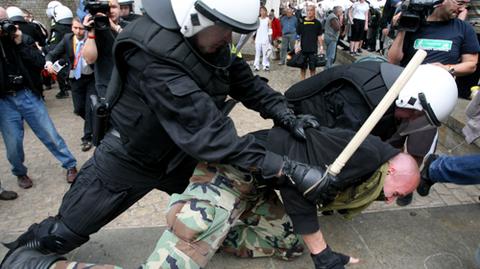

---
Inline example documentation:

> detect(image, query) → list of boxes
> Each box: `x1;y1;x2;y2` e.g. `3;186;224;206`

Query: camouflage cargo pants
50;163;303;269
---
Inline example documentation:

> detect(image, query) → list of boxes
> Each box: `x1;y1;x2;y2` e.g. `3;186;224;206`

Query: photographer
388;0;479;85
82;0;127;97
0;7;78;189
388;0;480;205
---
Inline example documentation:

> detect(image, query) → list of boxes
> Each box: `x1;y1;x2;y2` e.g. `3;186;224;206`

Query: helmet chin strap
418;92;440;126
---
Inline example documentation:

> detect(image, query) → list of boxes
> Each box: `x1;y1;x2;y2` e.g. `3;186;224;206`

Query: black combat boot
1;246;66;269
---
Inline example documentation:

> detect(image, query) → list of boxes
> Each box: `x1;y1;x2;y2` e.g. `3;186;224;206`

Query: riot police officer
1;0;339;266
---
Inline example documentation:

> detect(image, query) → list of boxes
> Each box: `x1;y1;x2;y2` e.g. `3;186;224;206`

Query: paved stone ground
0;53;479;242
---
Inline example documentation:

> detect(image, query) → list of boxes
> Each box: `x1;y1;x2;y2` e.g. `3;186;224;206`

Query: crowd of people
0;0;479;269
0;0;139;199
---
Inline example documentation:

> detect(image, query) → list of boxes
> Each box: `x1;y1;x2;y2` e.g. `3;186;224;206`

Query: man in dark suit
45;17;96;153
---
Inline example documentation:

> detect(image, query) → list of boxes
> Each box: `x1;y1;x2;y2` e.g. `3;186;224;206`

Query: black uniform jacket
266;127;399;234
97;47;289;191
45;33;75;65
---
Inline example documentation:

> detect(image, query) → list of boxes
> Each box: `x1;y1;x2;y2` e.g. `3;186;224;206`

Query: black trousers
70;74;96;142
57;67;71;94
30;135;197;252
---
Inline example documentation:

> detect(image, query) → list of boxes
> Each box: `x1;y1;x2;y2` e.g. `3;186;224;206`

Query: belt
283;32;295;35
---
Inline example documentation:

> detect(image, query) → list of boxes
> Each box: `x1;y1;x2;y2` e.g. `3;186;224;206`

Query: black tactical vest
285;62;398;141
107;15;232;165
114;15;231;107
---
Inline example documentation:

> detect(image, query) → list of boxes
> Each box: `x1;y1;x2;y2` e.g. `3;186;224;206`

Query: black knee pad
13;217;88;254
41;218;89;254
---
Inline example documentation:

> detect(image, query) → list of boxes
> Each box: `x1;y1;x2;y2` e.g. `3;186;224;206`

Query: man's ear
387;165;396;175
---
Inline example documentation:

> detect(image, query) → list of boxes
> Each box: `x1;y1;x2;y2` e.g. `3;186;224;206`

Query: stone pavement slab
2;204;479;269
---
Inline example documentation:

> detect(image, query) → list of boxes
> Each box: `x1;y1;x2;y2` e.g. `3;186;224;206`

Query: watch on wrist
448;65;455;76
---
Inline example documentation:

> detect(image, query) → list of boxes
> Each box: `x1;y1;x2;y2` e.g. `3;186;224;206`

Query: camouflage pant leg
50;164;303;269
49;261;122;269
141;164;303;269
141;164;259;269
221;189;303;260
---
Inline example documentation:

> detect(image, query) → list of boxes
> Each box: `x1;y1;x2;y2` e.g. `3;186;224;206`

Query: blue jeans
325;38;337;69
429;154;480;185
280;33;296;64
0;89;76;176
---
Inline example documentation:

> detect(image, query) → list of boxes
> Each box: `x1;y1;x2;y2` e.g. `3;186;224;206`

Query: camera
8;75;24;85
0;19;17;36
84;0;110;15
83;0;111;31
397;0;443;32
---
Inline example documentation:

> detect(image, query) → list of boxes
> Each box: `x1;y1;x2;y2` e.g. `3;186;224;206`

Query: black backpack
285;61;403;141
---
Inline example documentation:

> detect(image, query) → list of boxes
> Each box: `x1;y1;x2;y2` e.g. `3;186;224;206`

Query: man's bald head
383;153;420;204
0;7;7;20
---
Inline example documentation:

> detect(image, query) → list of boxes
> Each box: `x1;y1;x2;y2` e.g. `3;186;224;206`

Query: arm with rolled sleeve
139;61;284;178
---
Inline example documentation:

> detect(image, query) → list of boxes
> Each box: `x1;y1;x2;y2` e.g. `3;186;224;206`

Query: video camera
84;0;110;15
0;19;17;36
396;0;443;32
83;0;111;30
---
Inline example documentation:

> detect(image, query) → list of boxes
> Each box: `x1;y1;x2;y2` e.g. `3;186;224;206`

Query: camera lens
1;20;17;35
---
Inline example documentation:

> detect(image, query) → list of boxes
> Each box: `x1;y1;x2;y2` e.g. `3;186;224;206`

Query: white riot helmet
118;0;135;5
395;64;458;135
46;1;63;19
53;5;73;25
6;6;25;23
142;0;260;37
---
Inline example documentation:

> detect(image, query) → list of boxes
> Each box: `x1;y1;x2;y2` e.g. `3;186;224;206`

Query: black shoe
0;190;18;200
55;91;69;99
17;175;33;189
81;141;93;152
417;154;438;196
66;167;78;184
396;193;413;206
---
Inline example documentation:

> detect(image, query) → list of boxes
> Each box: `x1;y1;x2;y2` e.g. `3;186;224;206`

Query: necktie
73;40;84;80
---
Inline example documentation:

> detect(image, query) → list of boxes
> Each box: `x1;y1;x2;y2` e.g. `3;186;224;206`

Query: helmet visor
194;0;259;34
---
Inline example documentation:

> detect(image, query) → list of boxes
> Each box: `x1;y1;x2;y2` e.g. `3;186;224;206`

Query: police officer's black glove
275;110;320;140
311;245;351;269
281;156;340;204
1;246;66;269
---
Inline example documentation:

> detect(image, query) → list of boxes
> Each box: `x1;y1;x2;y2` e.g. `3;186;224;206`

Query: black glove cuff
273;109;296;129
261;151;284;179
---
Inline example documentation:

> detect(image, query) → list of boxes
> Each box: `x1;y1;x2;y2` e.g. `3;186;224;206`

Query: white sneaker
254;66;260;72
264;66;270;71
